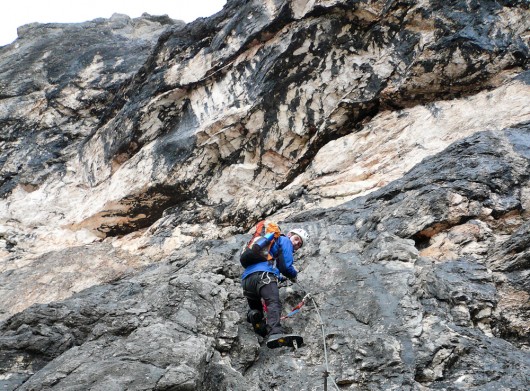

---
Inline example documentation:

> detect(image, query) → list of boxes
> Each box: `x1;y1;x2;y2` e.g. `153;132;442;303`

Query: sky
0;0;227;46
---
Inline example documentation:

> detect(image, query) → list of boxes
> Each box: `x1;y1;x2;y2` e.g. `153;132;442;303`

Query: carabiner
261;272;273;286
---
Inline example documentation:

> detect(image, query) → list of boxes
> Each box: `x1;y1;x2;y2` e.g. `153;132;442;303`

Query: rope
293;280;341;391
310;295;341;391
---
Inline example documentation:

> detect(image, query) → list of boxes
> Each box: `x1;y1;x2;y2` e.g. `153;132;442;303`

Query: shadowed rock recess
0;0;529;390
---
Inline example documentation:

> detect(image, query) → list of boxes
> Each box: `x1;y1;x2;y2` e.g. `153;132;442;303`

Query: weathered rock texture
0;0;529;390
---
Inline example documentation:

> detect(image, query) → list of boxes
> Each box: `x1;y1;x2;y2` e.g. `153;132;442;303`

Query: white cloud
0;0;227;46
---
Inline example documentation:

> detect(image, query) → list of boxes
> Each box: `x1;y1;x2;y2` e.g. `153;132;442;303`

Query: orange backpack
240;220;281;267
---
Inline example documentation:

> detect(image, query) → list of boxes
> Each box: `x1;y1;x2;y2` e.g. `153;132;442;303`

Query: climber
241;228;309;349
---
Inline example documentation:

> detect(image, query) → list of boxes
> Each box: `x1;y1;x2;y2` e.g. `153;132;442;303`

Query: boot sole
266;334;304;349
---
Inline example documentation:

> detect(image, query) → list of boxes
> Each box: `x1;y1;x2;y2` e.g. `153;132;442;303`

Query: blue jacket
241;235;298;280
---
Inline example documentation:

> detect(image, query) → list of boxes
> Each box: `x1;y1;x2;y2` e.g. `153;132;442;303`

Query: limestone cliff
0;1;529;390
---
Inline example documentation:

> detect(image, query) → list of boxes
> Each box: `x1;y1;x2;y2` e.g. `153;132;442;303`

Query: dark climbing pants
242;272;284;335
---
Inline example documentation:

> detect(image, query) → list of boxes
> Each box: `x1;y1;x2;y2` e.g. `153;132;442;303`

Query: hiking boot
266;333;304;349
247;309;268;337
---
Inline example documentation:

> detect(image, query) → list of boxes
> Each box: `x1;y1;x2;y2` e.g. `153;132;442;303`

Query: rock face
0;0;529;390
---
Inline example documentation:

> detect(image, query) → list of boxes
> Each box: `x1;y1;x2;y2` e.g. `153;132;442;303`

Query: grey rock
0;0;529;390
0;13;181;195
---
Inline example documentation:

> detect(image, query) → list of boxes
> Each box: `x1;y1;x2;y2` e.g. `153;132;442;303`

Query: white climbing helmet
289;228;309;246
